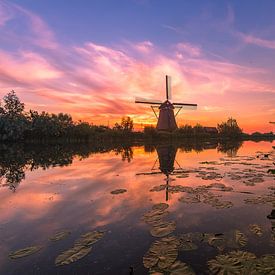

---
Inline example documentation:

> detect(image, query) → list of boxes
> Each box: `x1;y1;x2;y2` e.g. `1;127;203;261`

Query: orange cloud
0;2;274;133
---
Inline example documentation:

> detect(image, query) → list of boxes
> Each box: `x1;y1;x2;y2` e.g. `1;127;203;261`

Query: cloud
237;32;275;49
0;2;274;132
0;1;57;49
176;42;201;57
0;1;13;26
132;41;154;53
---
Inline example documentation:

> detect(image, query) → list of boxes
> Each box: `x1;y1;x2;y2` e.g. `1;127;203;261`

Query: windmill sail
135;97;162;105
166;75;172;100
173;103;197;110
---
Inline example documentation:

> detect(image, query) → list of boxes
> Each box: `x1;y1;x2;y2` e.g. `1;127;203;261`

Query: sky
0;0;274;133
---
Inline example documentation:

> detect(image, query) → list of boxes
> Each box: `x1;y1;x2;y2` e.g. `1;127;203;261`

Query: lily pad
152;203;169;211
234;230;247;247
49;231;71;241
75;231;105;247
55;230;104;266
208;236;226;251
169;260;195;275
55;245;92;266
208;253;243;274
178;195;200;204
110;189;127;194
208;250;256;274
249;224;263;237
143;236;179;270
150;185;167;192
9;246;42;259
255;254;275;273
142;209;169;225
150;221;176;238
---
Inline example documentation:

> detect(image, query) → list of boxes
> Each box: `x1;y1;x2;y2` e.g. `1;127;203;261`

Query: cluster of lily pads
141;199;275;274
179;228;250;253
244;187;275;206
9;230;105;267
142;203;195;274
150;182;234;209
208;250;275;274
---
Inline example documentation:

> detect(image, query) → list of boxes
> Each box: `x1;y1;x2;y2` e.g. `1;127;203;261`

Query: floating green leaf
152;203;169;211
255;254;275;274
234;230;247;247
9;246;42;259
142;209;169;225
49;230;71;241
169;260;195;275
150;221;176;238
178;195;200;204
208;236;226;252
55;245;92;266
249;224;263;237
208;250;256;275
110;189;127;194
55;230;104;266
143;236;179;270
75;231;105;247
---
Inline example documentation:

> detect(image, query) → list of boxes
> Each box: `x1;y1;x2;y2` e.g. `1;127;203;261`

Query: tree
2;90;25;118
113;116;134;132
121;116;134;132
217;117;242;138
0;91;28;141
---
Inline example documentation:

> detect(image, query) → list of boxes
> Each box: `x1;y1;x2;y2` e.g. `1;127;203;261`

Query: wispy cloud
0;1;274;132
237;32;275;49
162;24;187;35
176;42;201;57
0;0;57;49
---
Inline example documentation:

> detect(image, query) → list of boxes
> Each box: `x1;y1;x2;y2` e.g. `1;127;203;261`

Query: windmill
135;75;197;131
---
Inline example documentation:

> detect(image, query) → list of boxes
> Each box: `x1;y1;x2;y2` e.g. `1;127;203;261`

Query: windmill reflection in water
136;144;182;201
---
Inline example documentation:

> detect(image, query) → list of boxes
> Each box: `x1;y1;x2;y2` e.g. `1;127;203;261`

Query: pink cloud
237;32;275;49
176;42;201;57
133;41;154;53
0;1;57;49
0;2;274;132
0;1;13;26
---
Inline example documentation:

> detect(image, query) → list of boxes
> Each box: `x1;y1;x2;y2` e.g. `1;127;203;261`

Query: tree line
0;90;272;142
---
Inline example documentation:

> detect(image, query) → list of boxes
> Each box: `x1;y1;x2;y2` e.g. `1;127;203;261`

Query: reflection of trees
217;140;243;157
0;140;240;192
113;146;133;162
179;140;218;153
0;143;137;191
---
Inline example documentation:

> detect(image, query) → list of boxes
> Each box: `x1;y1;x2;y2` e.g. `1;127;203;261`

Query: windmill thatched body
135;75;197;131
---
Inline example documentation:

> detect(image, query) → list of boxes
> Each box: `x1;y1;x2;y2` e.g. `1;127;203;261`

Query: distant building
203;127;218;134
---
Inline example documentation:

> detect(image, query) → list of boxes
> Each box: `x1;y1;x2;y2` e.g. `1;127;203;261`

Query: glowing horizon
0;1;274;133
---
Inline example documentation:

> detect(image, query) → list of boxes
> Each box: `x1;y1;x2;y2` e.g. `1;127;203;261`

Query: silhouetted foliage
217;117;243;138
0;91;273;142
0;91;28;141
113;116;133;132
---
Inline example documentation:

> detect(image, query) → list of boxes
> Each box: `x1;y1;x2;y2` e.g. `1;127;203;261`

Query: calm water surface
0;141;274;274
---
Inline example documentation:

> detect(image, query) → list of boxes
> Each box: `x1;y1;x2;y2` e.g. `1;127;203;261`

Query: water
0;140;274;274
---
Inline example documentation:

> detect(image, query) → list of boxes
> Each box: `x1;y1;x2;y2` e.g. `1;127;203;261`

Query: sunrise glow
0;1;274;133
